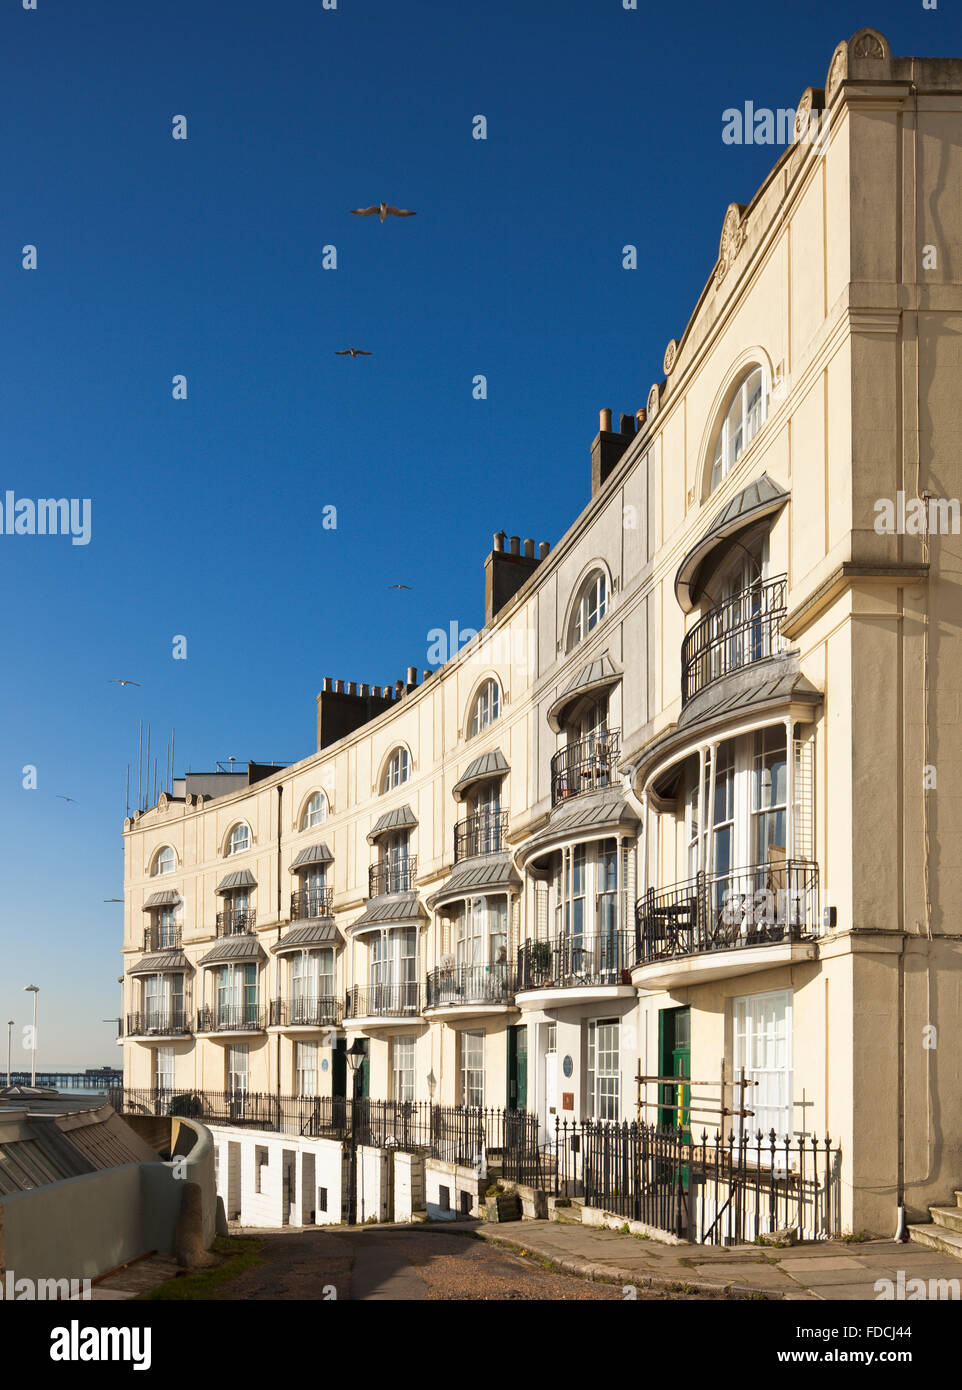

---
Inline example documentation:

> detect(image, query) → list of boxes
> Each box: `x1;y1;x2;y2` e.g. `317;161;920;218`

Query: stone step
908;1222;962;1260
930;1205;962;1234
954;1191;962;1210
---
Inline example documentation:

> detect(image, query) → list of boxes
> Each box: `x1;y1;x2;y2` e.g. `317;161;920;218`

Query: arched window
152;846;176;876
302;792;328;829
469;679;501;738
710;367;767;493
382;748;410;793
226;823;250;856
571;571;608;647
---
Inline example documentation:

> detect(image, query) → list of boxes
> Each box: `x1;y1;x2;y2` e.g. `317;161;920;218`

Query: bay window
733;989;792;1140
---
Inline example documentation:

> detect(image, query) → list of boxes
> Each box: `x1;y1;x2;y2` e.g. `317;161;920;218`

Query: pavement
466;1218;962;1300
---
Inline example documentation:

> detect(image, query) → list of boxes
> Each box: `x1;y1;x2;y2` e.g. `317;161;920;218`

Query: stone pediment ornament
663;339;678;375
793;87;825;144
646;382;660;418
715;203;746;289
825;42;848;102
849;27;887;60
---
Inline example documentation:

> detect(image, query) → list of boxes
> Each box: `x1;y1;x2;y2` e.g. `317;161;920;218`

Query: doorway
507;1024;527;1110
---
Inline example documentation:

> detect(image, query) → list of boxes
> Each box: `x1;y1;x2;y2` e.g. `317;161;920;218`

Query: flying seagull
350;203;416;223
388;584;412;590
109;679;141;687
335;349;372;357
57;795;78;803
103;898;123;903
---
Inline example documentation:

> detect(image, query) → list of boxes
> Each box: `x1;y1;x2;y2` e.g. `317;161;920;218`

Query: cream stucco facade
121;28;962;1235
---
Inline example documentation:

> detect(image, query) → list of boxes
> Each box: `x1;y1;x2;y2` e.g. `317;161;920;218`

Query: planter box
484;1192;523;1223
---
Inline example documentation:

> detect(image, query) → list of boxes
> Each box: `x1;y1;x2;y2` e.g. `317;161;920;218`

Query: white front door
542;1024;558;1147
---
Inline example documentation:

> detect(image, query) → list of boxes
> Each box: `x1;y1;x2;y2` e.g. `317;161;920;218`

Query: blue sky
1;0;957;1068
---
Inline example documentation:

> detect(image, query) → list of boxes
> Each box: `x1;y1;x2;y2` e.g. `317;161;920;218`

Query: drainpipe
895;932;907;1240
276;783;283;1103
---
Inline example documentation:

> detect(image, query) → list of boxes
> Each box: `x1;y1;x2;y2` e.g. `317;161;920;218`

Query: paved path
470;1219;962;1301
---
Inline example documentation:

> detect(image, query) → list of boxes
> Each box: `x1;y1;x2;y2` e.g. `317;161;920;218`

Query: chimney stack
591;407;636;496
484;531;552;623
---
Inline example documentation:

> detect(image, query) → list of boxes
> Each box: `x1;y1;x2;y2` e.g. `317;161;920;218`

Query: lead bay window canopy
290;843;334;870
547;651;622;733
674;473;789;612
367;805;417;844
452;749;509;801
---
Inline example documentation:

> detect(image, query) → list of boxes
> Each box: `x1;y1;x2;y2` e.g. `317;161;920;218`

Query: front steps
908;1191;962;1258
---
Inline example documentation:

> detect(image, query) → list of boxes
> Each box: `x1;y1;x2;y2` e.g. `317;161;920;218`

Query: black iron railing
216;909;257;936
269;996;342;1028
636;860;820;966
454;809;508;862
113;1089;545;1175
553;1118;840;1245
344;982;421;1019
681;574;787;705
196;1004;265;1032
368;857;417;898
550;729;621;805
126;1009;191;1037
142;924;182;952
425;962;512;1009
516;930;633;991
290;888;334;921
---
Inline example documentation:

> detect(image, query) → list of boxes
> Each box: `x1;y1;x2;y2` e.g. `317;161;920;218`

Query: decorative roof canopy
367;805;417;844
142;889;180;910
427;854;521;909
350;892;425;931
674;473;789;612
518;788;639;870
127;951;191;976
273;922;340;954
199;936;266;966
547;650;622;732
452;749;510;801
216;869;257;894
290;843;334;871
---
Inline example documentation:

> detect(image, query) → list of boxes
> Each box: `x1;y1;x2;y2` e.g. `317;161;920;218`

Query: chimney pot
636;408;647;425
620;413;635;435
334;679;344;694
493;531;505;552
539;541;550;560
360;683;369;696
406;666;418;685
523;538;534;557
347;681;356;696
509;535;520;556
600;408;612;432
322;677;331;692
394;680;404;696
422;669;432;682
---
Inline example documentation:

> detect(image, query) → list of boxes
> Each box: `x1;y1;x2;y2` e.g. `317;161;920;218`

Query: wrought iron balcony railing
142;924;182;952
454;809;508;862
196;1004;265;1033
425;962;512;1009
681;574;787;706
516;930;634;991
550;730;621;806
215;908;257;937
126;1009;191;1037
290;888;334;921
269;995;342;1028
344;982;421;1019
368;857;417;898
635;859;820;966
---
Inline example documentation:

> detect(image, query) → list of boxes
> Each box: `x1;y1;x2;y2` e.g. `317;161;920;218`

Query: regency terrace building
121;28;962;1238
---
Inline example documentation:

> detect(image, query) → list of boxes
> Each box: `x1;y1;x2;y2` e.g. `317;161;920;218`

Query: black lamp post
345;1038;366;1225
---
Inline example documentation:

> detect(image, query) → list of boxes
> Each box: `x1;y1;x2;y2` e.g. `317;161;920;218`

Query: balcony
425;962;513;1017
216;908;257;937
368;857;417;898
515;930;634;1006
344;982;420;1025
290;888;334;922
196;1004;265;1034
634;859;820;989
681;574;787;706
142;924;182;952
126;1009;191;1039
269;995;342;1029
550;730;621;806
454;809;508;862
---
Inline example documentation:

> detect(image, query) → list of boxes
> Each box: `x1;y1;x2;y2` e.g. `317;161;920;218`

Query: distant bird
57;795;78;803
335;349;372;357
103;898;123;903
350;203;416;223
388;584;413;591
109;679;141;687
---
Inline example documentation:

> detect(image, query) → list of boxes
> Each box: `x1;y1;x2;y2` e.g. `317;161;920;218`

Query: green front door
507;1025;528;1110
658;1006;691;1137
332;1039;347;1099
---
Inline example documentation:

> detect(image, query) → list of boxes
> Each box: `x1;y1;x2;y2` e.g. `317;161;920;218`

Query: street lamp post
23;986;39;1086
345;1038;367;1225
